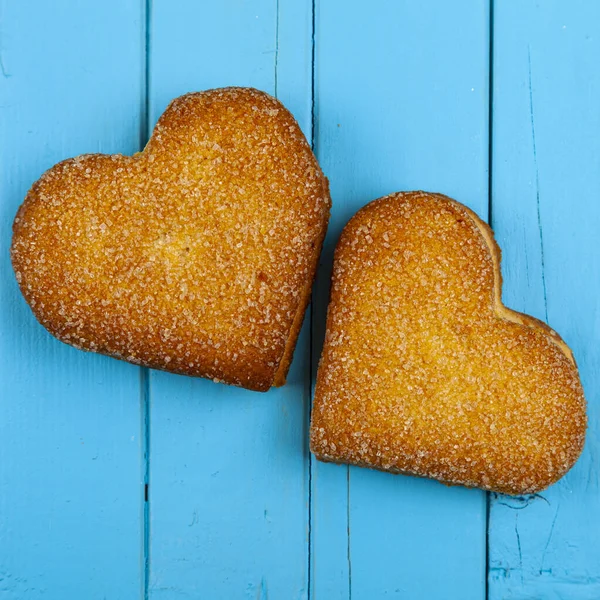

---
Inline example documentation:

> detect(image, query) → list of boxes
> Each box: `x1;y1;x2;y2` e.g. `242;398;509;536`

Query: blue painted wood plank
0;1;144;599
147;1;313;597
489;1;600;598
311;1;489;598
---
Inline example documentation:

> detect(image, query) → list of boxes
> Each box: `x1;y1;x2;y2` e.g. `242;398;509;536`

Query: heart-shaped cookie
310;192;585;494
11;87;330;391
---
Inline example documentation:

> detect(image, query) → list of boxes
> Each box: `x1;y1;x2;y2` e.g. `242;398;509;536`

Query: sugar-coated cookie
12;88;330;391
311;192;585;494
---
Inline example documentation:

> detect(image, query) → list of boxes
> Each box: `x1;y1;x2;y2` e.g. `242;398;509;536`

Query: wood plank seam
274;0;280;98
141;368;151;600
346;468;352;600
308;0;316;597
486;1;494;597
141;1;152;599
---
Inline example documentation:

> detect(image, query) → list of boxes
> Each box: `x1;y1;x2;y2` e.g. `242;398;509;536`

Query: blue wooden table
1;1;598;598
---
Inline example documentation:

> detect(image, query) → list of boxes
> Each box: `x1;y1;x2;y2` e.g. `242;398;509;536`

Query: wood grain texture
489;1;600;598
0;1;144;599
310;1;489;598
146;1;313;597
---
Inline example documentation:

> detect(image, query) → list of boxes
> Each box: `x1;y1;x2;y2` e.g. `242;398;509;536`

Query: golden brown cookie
11;87;330;391
310;191;585;494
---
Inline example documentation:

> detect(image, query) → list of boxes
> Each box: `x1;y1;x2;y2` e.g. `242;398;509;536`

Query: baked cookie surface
12;87;330;391
310;191;585;494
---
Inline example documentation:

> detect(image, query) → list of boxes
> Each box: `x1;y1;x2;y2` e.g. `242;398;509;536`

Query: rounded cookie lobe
11;87;330;391
310;191;586;495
